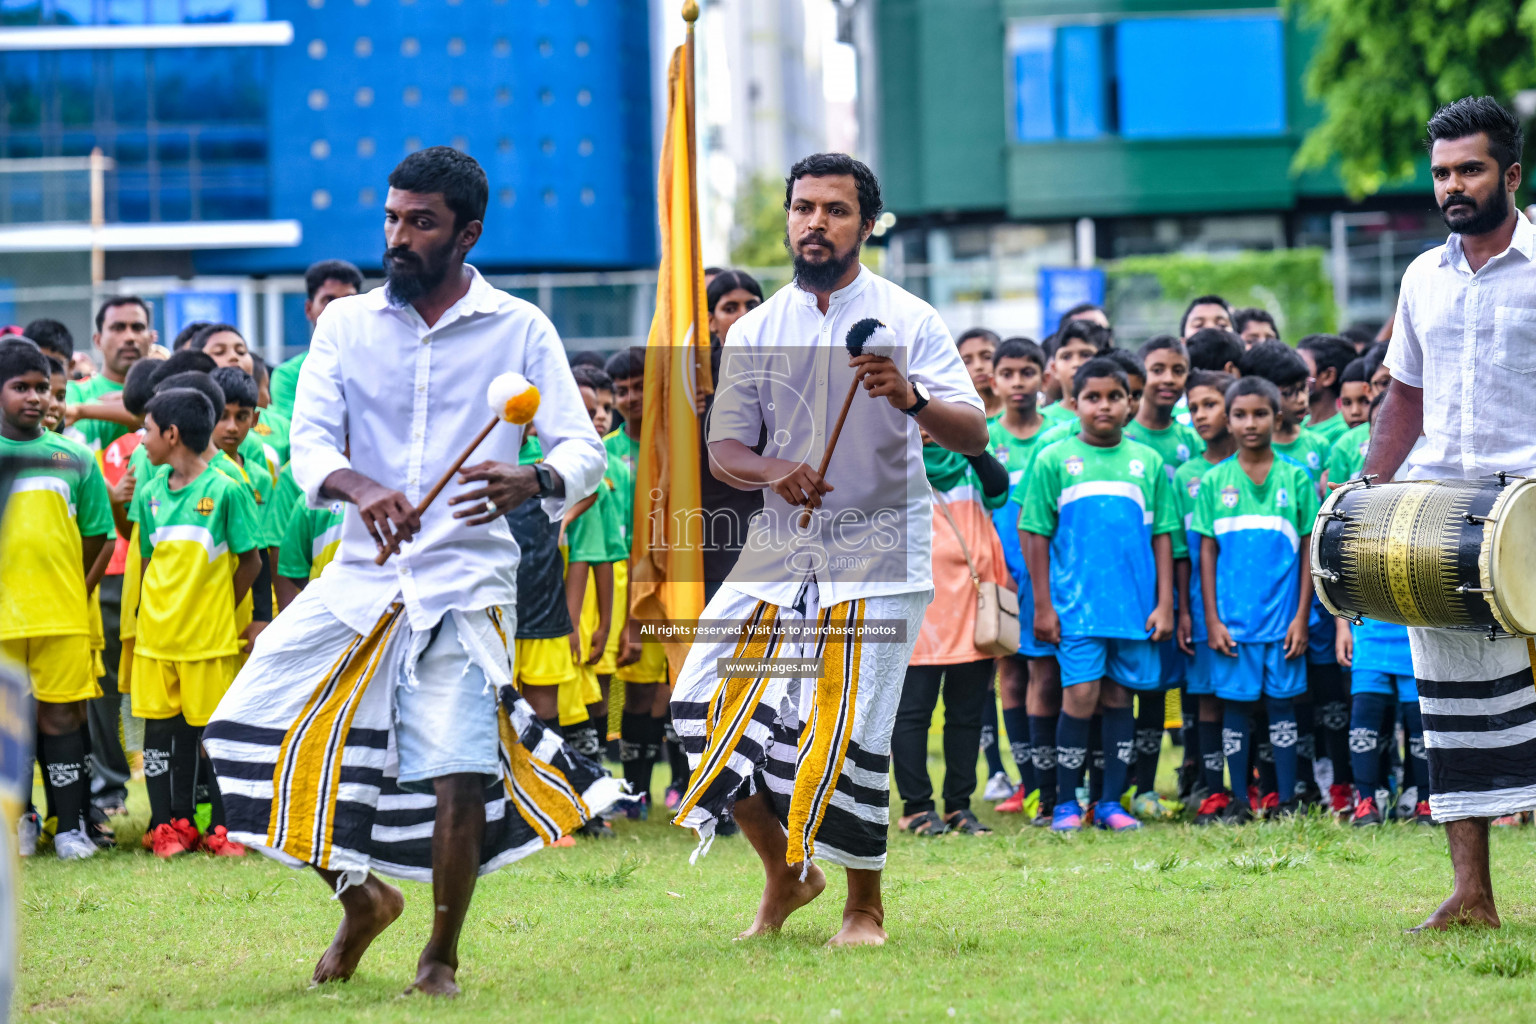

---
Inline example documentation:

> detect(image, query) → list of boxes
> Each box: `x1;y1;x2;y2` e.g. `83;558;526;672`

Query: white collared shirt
1388;212;1536;480
291;266;606;634
708;266;982;608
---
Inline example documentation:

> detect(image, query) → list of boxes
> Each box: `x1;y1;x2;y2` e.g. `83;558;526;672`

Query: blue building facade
0;0;657;274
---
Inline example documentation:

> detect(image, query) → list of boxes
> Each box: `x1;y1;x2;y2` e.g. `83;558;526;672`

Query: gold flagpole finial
682;0;699;23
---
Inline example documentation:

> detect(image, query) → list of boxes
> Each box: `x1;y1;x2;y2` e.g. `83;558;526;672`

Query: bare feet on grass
827;907;886;948
1409;892;1501;933
405;955;460;997
312;876;404;985
737;861;827;939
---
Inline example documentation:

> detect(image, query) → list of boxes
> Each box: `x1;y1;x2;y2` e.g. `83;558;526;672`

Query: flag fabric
629;43;711;677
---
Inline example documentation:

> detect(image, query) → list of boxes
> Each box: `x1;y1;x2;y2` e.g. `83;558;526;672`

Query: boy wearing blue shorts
1193;377;1318;823
1021;357;1177;832
1337;613;1428;826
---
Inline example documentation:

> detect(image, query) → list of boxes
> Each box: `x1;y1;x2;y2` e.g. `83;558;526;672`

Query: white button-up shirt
708;266;982;608
1388;212;1536;480
291;267;607;634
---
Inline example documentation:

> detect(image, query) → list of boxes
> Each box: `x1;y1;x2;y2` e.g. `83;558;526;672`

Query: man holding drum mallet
1363;97;1536;932
203;148;615;995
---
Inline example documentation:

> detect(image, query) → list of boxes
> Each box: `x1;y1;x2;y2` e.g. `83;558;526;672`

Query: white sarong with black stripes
670;584;929;872
1411;627;1536;822
203;585;624;888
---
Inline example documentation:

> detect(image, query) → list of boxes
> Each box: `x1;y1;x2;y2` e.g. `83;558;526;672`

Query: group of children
969;296;1430;831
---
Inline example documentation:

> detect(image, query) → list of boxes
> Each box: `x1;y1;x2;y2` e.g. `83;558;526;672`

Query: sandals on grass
944;809;993;835
901;810;949;836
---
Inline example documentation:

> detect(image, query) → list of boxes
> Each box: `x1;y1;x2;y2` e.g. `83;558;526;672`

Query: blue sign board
1039;267;1106;330
164;291;239;343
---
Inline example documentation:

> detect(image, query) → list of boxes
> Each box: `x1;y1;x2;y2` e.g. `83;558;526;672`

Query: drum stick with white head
797;318;895;529
373;372;541;566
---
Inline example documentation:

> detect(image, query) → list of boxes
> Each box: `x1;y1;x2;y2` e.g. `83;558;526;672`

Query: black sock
665;718;690;788
620;712;647;795
1295;701;1317;796
38;728;88;835
1028;714;1057;811
1132;695;1163;795
1002;706;1031;792
143;718;176;828
1180;690;1199;775
1087;714;1104;804
169;716;200;822
203;747;227;831
980;696;1007;778
642;715;666;797
1197;719;1225;796
1254;706;1277;799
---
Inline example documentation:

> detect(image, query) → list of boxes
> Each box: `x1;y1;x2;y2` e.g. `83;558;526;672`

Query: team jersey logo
328;501;344;515
1358;440;1369;457
1176;444;1191;461
1064;455;1084;477
1276;488;1290;508
149;498;160;517
195;496;216;516
51;451;71;463
1186;477;1201;499
1307;451;1321;469
1128;459;1145;478
1220;485;1239;509
253;423;272;436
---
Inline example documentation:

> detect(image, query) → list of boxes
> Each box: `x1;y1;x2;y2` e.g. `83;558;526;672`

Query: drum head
1488;479;1536;636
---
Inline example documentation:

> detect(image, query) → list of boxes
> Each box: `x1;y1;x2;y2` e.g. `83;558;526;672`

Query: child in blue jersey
986;337;1050;815
1171;370;1240;823
1020;357;1177;832
1192;377;1319;824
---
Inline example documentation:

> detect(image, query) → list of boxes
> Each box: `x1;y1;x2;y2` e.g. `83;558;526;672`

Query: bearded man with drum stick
202;148;616;995
1364;98;1536;932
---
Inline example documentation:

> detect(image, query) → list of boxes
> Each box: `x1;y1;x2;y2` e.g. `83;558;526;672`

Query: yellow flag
629;42;711;677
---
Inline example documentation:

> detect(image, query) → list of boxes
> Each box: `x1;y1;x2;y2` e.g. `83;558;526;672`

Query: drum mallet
798;317;896;529
374;371;541;565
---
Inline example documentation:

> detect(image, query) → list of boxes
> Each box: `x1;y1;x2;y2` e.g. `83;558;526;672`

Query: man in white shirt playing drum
1366;97;1536;933
669;154;989;946
204;148;612;996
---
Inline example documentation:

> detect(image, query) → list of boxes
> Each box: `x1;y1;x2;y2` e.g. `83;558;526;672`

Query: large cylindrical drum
1311;476;1536;637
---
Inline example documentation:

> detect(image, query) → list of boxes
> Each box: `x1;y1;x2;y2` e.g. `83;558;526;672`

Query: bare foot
1409;892;1501;933
312;877;405;984
405;957;460;997
827;908;886;947
737;862;827;939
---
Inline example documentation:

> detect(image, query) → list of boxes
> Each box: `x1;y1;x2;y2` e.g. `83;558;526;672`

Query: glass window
1007;23;1055;142
1115;16;1284;138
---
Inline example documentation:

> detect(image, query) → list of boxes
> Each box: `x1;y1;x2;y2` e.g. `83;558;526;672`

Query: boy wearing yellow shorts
0;339;113;860
131;387;261;857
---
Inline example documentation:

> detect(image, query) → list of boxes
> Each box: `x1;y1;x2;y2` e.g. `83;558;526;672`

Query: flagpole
682;0;706;391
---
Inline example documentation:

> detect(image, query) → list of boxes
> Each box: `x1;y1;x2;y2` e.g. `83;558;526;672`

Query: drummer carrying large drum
1363;96;1536;932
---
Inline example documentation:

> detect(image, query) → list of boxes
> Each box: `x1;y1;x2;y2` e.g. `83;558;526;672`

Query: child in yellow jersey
209;367;280;652
131;387;261;857
0;340;113;860
277;490;346;590
563;367;618;761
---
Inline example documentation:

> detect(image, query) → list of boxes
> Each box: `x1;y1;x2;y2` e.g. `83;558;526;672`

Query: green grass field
17;748;1536;1024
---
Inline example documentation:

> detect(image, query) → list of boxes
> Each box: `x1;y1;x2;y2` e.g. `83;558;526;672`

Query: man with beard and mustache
1365;96;1536;933
670;152;988;946
65;296;154;455
203;147;616;997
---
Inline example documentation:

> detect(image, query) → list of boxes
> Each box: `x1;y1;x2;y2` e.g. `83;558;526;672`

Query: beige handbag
933;492;1020;657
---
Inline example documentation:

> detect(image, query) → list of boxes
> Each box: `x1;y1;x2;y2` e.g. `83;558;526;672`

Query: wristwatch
902;380;930;417
533;463;557;497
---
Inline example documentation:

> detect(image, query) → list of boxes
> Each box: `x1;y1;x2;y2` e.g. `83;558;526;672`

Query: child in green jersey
1040;320;1107;417
132;387;261;857
210;367;279;648
0;339;113;860
1240;340;1330;485
1295;334;1358;444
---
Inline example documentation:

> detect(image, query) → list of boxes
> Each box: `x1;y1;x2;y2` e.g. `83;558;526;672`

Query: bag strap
930;485;982;591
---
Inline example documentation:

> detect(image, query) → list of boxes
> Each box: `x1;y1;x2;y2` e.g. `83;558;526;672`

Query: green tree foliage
1106;248;1336;342
1290;0;1536;198
728;174;790;269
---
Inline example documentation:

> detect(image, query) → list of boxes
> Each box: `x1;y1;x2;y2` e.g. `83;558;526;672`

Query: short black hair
1427;96;1524;173
1180;294;1231;335
604;347;644;382
95;295;151;333
707;269;764;314
1104;348;1145;382
145;387;216;453
1057;303;1108;332
44;352;65;375
1073;356;1129;396
993;336;1045;370
150;349;217;385
388;146;489;231
1340;322;1379;348
154;371;225;421
304;259;364;301
171;321;211;351
1056;319;1113;354
568;351;607;371
1137;335;1188;362
1231;307;1277;340
955;327;1000;350
572;364;614;394
1187;369;1237;398
1226;375;1282;415
210;366;258;409
1296;334;1357;396
1239;339;1309;390
0;337;49;388
23;318;72;359
122;356;163;416
784;152;883;225
1363;341;1391;381
1186;328;1245;372
1340;357;1369;386
189;322;243;353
